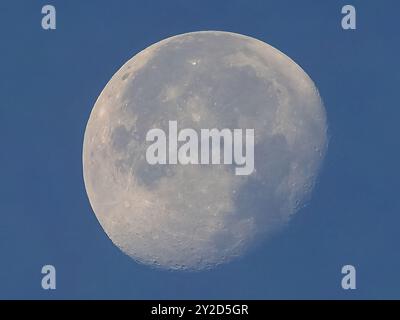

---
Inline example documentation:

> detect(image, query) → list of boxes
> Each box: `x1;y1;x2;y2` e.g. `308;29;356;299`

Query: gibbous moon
83;31;327;270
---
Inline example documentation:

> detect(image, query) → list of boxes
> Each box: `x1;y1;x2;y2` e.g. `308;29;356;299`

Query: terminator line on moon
82;31;328;270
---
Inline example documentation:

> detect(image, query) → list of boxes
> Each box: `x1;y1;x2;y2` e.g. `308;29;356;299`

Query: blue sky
0;0;399;299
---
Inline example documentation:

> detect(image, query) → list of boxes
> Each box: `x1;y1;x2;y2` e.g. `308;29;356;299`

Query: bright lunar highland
83;31;328;270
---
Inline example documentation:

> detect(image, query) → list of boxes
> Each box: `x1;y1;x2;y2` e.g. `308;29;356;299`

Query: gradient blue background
0;0;399;299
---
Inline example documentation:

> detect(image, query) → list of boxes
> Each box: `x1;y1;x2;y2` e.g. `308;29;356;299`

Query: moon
83;31;327;271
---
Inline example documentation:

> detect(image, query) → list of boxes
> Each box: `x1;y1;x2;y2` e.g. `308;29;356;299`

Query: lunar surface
83;31;328;270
